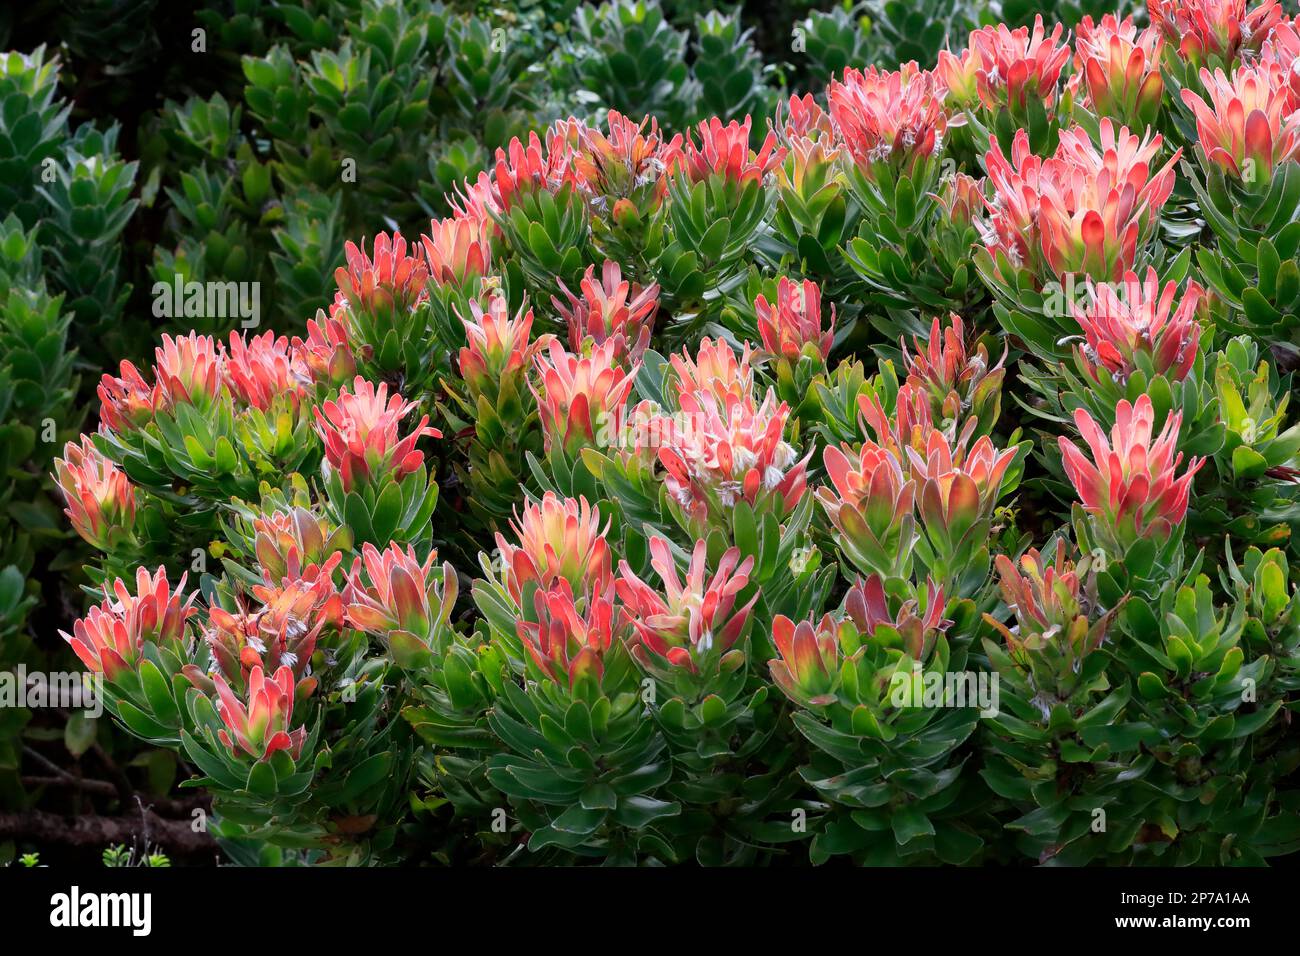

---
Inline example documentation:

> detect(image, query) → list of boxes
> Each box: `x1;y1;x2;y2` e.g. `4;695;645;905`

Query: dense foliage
3;0;1300;866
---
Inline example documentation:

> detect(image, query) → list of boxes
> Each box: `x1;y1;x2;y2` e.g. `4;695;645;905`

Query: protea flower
827;63;947;181
769;614;843;708
224;330;308;411
53;436;135;550
553;260;659;366
1073;15;1165;132
253;506;351;584
1181;63;1300;184
518;581;618;690
97;360;159;434
616;536;758;674
494;493;613;604
154;332;222;413
492;129;578;210
1260;17;1300;102
212;664;306;762
569;109;683;209
421;214;493;288
908;429;1018;535
902;313;1006;433
777;92;836;144
1072;267;1205;382
679;115;784;185
1059;394;1205;545
458;296;545;394
531;338;637;457
60;567;196;680
1148;0;1281;70
313;376;440;493
755;276;835;362
334;232;429;318
817;441;916;578
845;574;950;661
939;17;1071;115
292;311;356;388
343;541;455;652
934;172;986;231
857;382;938;463
668;337;756;405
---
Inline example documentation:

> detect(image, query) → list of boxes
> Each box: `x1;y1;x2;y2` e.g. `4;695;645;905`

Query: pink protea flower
908;429;1018;540
1148;0;1281;69
827;63;947;180
60;567;195;681
458;296;545;393
1073;15;1165;129
531;338;637;457
213;664;306;762
668;337;757;405
421;214;493;288
1181;63;1300;184
492;129;578;209
755;276;835;361
224;330;308;410
817;441;916;577
343;541;453;648
777;92;836;144
313;376;440;493
935;172;986;230
939;16;1071;114
253;506;349;584
769;614;842;708
154;332;222;412
569;109;683;207
518;581;618;689
553;260;659;366
53;436;135;550
1072;268;1205;382
334;232;429;318
1059;394;1206;543
659;389;810;525
985;540;1106;658
292;311;356;388
903;314;1006;433
845;575;950;661
983;120;1180;283
616;536;757;673
1260;17;1300;102
495;493;613;604
857;382;939;463
680;116;785;185
97;360;159;433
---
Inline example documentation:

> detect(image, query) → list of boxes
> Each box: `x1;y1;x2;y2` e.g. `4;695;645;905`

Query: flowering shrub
5;0;1300;870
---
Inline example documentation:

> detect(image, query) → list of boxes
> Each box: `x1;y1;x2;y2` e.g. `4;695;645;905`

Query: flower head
755;277;835;361
1181;63;1300;184
154;332;222;412
828;63;947;180
569;109;683;208
680;116;784;185
1074;14;1165;129
421;214;493;288
334;232;429;318
668;337;756;405
253;506;350;585
553;261;658;366
903;313;1005;432
344;542;454;650
817;441;916;578
769;614;843;708
292;311;356;388
518;581;618;690
97;360;158;434
61;567;195;680
492;129;577;209
531;338;636;457
224;331;308;411
940;17;1071;114
495;493;613;604
313;376;440;493
213;664;306;762
458;296;545;393
53;436;135;550
908;429;1018;538
1072;268;1205;382
1148;0;1281;70
1059;394;1205;544
845;575;950;661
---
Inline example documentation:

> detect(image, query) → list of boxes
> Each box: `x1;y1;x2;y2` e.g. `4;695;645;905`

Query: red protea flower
495;493;613;604
224;330;308;410
458;296;545;393
934;172;985;230
755;276;835;361
531;338;637;457
421;214;493;288
553;260;659;366
659;389;810;524
518;581;618;689
1072;267;1205;382
97;360;159;433
983;120;1180;283
344;541;453;649
818;441;916;577
668;337;757;407
1181;63;1300;184
313;376;440;493
939;16;1071;114
1260;17;1300;101
154;332;222;412
60;567;196;681
53;435;135;550
449;170;503;224
1148;0;1281;69
334;232;429;318
903;313;1006;433
1059;394;1205;544
492;128;578;209
777;92;836;144
856;382;939;463
212;664;306;761
680;115;785;185
569;109;683;207
1073;14;1165;129
253;506;350;584
769;614;842;708
616;536;757;673
908;429;1018;542
292;311;356;388
827;62;947;180
845;575;949;661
